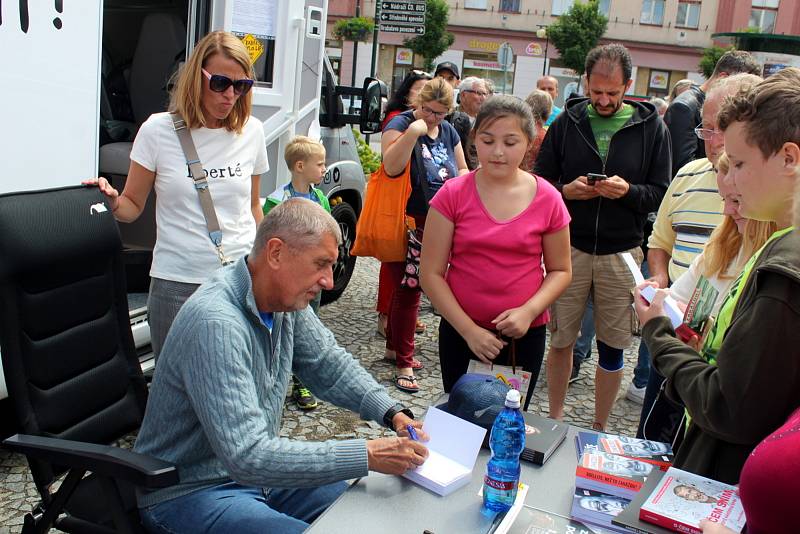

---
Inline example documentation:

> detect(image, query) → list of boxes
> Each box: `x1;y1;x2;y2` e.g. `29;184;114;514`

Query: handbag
400;225;422;289
351;161;413;262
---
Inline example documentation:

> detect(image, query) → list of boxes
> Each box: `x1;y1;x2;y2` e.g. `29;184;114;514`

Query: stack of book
569;433;674;533
575;431;674;471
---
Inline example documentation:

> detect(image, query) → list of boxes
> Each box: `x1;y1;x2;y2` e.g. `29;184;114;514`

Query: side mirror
359;78;387;134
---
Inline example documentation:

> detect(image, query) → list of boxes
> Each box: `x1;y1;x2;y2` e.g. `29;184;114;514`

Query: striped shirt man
648;158;724;282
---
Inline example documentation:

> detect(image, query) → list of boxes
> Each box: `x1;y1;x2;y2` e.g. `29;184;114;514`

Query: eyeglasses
421;105;447;119
202;68;254;96
694;126;723;140
462;89;489;98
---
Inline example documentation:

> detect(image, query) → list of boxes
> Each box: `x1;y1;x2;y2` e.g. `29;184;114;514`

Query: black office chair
0;186;176;534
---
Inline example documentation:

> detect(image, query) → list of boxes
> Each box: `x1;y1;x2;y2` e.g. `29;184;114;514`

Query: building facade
328;0;794;106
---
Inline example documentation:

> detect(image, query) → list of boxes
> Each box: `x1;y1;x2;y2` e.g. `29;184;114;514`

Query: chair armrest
3;434;178;489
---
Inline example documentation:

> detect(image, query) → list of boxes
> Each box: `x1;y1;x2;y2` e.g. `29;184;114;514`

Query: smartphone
587;173;607;185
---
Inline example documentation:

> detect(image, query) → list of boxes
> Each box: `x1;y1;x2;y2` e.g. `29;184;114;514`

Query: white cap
505;389;521;409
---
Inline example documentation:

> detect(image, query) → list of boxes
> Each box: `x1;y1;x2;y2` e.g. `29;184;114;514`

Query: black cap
435;61;460;80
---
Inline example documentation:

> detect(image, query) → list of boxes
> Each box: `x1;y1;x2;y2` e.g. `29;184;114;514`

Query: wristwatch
383;403;414;429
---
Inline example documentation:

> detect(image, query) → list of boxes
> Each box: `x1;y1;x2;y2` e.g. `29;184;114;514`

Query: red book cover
575;451;652;492
639;467;746;534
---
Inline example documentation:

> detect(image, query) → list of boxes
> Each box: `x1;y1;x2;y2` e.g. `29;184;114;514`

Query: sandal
383;355;424;370
394;374;419;393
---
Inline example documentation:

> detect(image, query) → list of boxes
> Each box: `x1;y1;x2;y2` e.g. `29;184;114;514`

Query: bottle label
483;476;515;491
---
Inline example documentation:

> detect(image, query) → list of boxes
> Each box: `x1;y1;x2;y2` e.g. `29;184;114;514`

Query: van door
199;0;326;195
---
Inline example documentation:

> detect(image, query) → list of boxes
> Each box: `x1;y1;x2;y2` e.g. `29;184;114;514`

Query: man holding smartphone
534;44;671;431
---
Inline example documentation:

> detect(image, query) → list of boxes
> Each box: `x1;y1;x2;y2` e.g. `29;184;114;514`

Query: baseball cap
437;373;509;430
435;61;460;80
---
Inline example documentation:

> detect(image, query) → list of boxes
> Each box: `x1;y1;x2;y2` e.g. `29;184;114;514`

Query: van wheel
322;201;358;305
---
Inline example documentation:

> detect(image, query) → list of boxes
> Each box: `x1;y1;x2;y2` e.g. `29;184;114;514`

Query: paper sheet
620;252;684;329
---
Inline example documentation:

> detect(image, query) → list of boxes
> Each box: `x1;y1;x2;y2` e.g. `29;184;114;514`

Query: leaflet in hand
620;252;683;329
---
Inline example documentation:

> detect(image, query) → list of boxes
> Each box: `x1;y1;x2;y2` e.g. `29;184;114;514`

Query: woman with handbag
85;31;268;360
376;70;433;338
420;96;572;411
381;77;468;393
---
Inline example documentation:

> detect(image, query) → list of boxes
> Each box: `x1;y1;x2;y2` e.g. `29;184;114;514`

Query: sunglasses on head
202;68;254;96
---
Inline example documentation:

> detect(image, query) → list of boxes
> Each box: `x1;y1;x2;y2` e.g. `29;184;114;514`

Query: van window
232;34;275;87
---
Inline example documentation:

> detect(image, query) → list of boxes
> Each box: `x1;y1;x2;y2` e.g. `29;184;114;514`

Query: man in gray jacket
134;198;428;533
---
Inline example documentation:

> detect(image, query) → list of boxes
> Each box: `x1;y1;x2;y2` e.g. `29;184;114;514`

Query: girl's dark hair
385;70;433;115
473;95;536;141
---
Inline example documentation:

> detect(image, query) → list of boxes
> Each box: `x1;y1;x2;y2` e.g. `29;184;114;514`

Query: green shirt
587;103;633;162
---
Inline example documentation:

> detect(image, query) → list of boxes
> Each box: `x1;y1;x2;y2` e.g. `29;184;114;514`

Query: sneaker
292;379;318;410
626;382;646;404
568;359;581;384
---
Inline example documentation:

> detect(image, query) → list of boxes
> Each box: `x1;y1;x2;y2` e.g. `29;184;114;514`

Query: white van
0;0;384;403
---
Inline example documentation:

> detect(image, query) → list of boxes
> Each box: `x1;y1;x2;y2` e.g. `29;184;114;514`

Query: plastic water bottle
482;389;526;514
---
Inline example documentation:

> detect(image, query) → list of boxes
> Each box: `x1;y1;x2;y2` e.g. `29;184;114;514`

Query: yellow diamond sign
241;34;264;65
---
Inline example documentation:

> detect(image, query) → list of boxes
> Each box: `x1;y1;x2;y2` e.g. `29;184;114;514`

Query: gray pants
148;277;201;361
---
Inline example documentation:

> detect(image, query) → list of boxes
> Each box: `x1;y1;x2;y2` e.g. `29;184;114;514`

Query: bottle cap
504;389;521;408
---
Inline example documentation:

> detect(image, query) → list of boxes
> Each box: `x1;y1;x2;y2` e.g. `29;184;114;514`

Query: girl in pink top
421;95;572;410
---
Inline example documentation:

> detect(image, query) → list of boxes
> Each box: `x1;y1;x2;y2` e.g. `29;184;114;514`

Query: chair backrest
0;186;148;489
129;13;186;125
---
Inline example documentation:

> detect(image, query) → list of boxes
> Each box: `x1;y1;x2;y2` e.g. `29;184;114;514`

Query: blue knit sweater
134;258;398;508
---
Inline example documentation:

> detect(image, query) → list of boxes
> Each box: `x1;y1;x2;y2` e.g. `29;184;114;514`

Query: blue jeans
573;298;594;364
141;481;348;534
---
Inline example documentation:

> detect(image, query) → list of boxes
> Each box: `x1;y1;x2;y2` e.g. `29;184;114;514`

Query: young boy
263;135;330;410
634;68;800;484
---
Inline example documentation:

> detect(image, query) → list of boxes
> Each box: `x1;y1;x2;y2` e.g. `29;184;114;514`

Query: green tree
547;0;608;77
402;0;455;72
699;45;735;78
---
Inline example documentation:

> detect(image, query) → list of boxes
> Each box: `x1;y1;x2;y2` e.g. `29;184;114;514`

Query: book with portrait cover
504;505;614;534
575;450;654;500
570;487;631;534
639;467;746;534
575;432;673;471
520;412;569;465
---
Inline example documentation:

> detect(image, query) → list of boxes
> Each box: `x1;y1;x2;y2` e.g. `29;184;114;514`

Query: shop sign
468;39;500;52
649;70;669;90
525;42;543;56
395;47;413;65
463;58;514;72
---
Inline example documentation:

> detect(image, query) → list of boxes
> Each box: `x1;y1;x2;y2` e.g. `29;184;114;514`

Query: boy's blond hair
284;136;326;172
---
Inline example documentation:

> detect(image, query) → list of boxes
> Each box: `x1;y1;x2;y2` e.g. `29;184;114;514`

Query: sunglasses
412;69;432;78
202;68;254;96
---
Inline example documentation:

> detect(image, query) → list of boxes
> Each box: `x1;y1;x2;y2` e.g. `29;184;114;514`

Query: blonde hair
524;89;553;126
413;77;454;112
285;135;326;171
703;153;778;279
170;31;254;133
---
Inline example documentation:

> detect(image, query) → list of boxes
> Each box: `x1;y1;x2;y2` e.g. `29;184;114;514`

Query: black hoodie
534;97;671;255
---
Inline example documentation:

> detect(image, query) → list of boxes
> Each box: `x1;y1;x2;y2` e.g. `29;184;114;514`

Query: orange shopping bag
351;162;412;262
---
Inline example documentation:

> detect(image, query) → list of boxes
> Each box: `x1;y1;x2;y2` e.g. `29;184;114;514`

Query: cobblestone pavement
0;257;646;532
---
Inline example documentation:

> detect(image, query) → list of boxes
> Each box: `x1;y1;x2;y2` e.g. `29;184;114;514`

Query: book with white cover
639;467;746;534
402;406;487;496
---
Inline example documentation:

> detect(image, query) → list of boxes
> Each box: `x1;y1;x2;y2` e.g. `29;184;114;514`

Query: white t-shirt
130;112;269;283
669;249;745;317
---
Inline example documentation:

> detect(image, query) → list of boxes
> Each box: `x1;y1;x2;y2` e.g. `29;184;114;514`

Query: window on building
465;0;488;8
499;0;521;12
640;0;665;24
750;0;778;32
598;0;612;16
676;0;701;28
552;0;574;16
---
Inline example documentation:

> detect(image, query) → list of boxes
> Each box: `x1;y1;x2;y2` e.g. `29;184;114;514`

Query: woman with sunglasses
381;77;469;393
86;31;267;360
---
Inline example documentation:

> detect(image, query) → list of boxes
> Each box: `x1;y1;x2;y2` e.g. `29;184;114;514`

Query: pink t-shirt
429;171;570;330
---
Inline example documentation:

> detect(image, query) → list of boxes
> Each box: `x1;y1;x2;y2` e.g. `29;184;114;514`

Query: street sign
379;23;425;35
379;1;426;35
497;42;514;69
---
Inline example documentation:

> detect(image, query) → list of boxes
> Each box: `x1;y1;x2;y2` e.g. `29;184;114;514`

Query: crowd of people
83;30;798;533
